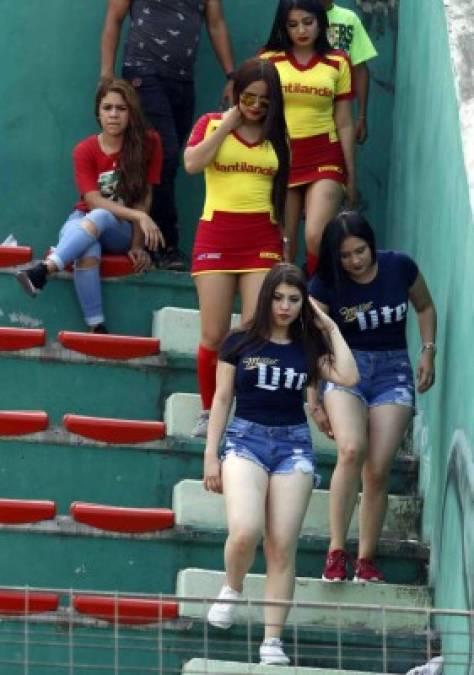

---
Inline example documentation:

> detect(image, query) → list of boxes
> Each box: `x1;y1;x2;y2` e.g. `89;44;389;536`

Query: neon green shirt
326;4;377;66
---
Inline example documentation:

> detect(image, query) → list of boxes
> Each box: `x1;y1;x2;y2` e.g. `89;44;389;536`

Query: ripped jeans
323;348;415;409
220;416;320;486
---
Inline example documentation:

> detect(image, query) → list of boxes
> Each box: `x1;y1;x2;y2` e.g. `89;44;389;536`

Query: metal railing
0;586;471;673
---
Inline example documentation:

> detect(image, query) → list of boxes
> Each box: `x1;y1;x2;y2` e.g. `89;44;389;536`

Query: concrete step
0;346;197;423
0;267;197;337
173;480;420;541
0;512;428;590
177;568;431;632
183;660;387;675
153;305;241;355
0;431;204;511
164;393;418;495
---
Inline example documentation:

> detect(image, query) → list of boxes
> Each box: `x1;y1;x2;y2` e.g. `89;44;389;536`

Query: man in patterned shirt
320;1;377;143
100;0;235;270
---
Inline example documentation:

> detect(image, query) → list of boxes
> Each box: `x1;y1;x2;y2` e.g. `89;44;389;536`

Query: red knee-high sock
197;344;218;410
305;252;320;278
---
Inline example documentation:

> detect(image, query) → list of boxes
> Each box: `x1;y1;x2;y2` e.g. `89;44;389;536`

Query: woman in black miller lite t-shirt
203;263;358;666
309;211;437;584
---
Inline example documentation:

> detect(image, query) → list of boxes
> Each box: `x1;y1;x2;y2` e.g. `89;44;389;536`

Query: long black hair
318;211;377;294
221;263;333;385
95;78;152;206
263;0;332;56
233;58;290;226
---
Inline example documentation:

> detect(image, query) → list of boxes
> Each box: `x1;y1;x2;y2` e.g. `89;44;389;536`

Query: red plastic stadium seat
63;414;166;444
100;255;134;278
0;328;46;351
58;331;160;360
0;411;48;436
73;595;179;624
0;499;56;524
0;246;32;267
0;590;59;614
70;502;174;533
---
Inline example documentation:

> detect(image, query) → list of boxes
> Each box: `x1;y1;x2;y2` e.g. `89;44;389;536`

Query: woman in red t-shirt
16;78;164;333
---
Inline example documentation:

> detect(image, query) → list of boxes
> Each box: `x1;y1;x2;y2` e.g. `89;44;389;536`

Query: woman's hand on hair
136;213;165;251
128;247;152;274
308;296;338;334
203;453;223;494
309;402;334;439
220;105;242;133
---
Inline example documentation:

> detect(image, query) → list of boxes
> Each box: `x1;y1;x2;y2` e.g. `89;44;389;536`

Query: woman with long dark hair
309;212;436;582
261;0;356;277
16;78;164;332
184;58;291;436
204;263;358;665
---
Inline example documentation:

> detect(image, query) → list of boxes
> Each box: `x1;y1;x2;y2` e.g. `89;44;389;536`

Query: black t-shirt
309;250;418;350
123;0;205;80
220;332;310;426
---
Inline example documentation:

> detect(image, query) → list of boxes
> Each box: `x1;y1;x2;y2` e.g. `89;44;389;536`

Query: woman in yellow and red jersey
260;0;356;277
184;58;290;436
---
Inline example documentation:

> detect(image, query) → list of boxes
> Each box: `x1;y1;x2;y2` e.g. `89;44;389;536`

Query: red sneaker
322;549;351;582
354;558;385;583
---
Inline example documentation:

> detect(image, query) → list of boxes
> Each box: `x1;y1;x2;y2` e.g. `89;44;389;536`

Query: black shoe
89;323;109;334
157;247;188;272
16;263;48;296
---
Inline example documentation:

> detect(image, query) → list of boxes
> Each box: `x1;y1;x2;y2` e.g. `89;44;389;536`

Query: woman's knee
362;462;389;492
264;537;295;571
337;439;366;468
85;209;119;236
227;527;261;555
200;328;227;352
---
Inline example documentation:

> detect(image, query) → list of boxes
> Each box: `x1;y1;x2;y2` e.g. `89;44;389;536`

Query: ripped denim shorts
220;417;320;486
323;349;415;409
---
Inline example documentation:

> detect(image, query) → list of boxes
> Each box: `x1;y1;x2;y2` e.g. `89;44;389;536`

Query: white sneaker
207;585;241;629
259;638;290;665
191;410;210;438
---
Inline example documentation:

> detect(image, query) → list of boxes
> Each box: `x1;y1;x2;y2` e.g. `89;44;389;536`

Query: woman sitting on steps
16;78;164;333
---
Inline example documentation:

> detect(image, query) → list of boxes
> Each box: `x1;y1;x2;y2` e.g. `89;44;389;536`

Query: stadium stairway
0;263;436;673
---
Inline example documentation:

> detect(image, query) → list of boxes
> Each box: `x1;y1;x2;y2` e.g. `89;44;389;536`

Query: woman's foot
322;549;352;582
260;638;290;665
16;262;48;296
191;410;210;438
354;557;384;583
207;584;242;629
89;323;109;334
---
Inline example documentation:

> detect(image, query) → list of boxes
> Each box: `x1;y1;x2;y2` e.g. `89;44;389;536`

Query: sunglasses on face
239;92;270;110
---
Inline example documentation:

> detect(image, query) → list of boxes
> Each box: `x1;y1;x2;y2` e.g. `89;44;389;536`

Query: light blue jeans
48;209;133;326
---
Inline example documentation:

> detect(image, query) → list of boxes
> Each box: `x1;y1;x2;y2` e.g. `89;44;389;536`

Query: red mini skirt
289;133;347;187
191;211;283;275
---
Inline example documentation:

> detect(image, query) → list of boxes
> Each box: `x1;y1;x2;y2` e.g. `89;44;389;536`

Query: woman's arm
334;99;356;207
408;272;437;393
205;0;235;105
83;190;164;251
100;0;131;79
309;297;359;387
203;360;236;493
184;107;242;174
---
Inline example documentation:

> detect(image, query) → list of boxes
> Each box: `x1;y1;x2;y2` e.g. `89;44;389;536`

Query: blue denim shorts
323;349;415;408
220;417;320;485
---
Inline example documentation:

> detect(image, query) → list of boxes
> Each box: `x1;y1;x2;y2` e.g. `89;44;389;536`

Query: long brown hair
233;59;290;226
221;263;333;385
95;78;151;206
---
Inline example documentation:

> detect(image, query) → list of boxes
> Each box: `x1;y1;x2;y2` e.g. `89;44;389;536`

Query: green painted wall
0;0;396;259
386;0;474;670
